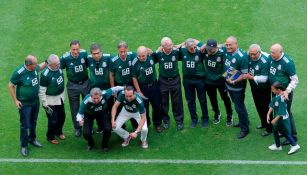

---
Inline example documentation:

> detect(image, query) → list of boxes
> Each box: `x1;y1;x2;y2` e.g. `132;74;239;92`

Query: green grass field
0;0;307;174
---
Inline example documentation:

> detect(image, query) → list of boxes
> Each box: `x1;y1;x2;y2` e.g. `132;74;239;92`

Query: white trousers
113;108;148;142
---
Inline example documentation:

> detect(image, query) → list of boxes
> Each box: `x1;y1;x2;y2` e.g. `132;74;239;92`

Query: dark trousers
206;83;232;118
19;102;40;147
229;89;249;133
158;75;184;125
251;87;272;132
45;102;66;140
83;112;111;148
273;119;296;147
67;80;90;130
183;79;208;122
140;81;162;127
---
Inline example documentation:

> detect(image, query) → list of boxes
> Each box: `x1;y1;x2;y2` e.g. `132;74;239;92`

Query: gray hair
117;41;128;49
249;44;262;52
226;36;237;44
137;46;148;55
90;88;102;96
47;54;59;64
185;38;195;48
161;37;173;46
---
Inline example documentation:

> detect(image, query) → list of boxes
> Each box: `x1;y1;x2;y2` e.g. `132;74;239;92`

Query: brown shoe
57;134;66;140
48;139;59;144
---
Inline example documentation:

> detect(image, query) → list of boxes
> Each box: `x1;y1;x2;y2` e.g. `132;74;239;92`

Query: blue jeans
183;79;208;123
19;102;40;147
229;89;249;133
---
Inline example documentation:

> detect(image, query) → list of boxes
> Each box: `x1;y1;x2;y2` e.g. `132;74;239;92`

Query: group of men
9;36;299;157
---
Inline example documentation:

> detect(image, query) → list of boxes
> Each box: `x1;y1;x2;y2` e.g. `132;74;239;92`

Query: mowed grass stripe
1;158;307;165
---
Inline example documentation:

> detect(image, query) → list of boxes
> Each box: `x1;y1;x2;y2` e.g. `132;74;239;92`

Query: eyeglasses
249;52;259;56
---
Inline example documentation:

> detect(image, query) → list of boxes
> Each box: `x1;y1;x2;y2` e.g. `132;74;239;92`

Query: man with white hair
152;37;184;131
268;43;299;145
246;44;272;136
39;54;66;144
9;54;46;156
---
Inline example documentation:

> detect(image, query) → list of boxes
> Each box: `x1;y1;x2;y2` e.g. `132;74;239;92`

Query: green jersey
224;47;248;90
10;65;40;105
87;54;113;90
180;46;206;83
269;95;288;119
109;52;136;85
131;55;157;84
203;48;227;85
268;54;296;89
248;54;270;89
60;49;88;82
117;91;145;114
153;48;181;78
78;89;113;116
40;67;65;95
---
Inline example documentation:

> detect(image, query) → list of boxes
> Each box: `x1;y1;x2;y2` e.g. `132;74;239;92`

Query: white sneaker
121;136;131;147
141;141;148;149
268;144;282;151
288;144;300;155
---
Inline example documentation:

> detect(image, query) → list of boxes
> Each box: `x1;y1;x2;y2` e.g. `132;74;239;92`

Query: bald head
225;36;238;53
270;43;283;60
24;55;38;71
137;46;148;61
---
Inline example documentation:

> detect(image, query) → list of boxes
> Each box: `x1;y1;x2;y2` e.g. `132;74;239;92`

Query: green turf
0;0;307;174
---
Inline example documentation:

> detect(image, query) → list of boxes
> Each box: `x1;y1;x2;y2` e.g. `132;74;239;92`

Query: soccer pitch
0;0;306;174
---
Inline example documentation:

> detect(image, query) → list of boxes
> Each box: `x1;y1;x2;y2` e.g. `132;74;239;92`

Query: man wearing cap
203;39;233;126
246;44;272;136
223;36;249;139
132;46;163;132
179;38;209;128
60;40;90;137
268;43;299;144
152;37;184;131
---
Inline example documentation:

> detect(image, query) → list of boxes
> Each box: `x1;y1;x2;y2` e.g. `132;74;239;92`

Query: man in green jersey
111;86;148;149
76;86;124;152
268;43;299;145
132;46;162;132
9;55;46;156
152;37;184;131
203;39;233;126
87;43;113;133
246;44;272;136
109;41;138;129
39;54;66;144
224;36;249;139
60;40;90;137
179;38;208;128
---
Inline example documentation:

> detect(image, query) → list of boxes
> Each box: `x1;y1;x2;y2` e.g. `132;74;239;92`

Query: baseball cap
206;39;218;51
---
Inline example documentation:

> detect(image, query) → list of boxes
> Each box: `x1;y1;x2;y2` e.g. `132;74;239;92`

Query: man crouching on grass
112;86;148;149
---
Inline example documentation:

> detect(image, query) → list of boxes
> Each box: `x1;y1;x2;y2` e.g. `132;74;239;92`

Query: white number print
186;61;195;68
32;78;38;86
122;68;130;76
95;68;104;75
164;62;173;69
74;65;83;72
145;67;153;75
270;67;276;75
208;60;216;68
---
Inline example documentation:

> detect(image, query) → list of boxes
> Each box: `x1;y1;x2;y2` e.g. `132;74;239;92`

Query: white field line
1;159;307;165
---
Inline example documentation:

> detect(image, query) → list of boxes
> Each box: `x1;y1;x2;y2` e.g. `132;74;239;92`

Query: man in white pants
111;86;148;148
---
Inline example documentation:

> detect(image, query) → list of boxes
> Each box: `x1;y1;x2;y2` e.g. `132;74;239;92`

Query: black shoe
75;128;82;137
102;147;109;152
87;145;93;151
256;124;265;129
261;131;271;137
190;121;198;128
29;140;43;147
95;129;103;134
177;123;184;131
20;147;28;157
202;120;209;128
281;139;291;145
163;123;170;129
237;131;249;139
233;123;240;128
